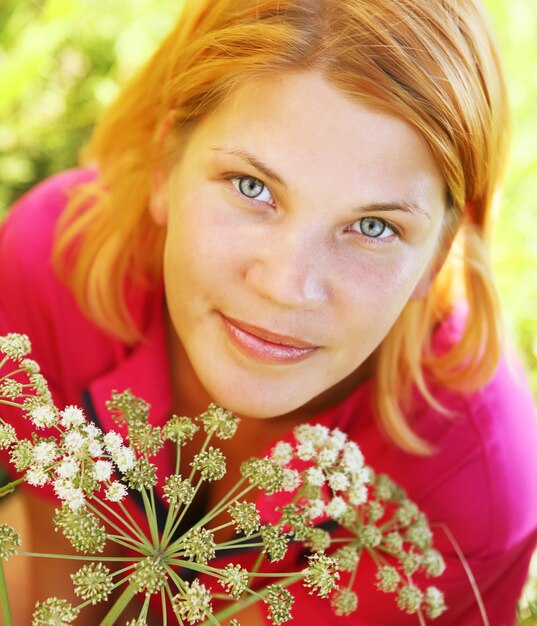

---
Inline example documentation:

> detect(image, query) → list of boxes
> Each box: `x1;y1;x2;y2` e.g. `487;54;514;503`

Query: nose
244;226;328;310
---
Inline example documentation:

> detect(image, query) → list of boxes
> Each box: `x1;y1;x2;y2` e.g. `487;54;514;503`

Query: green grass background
1;0;536;620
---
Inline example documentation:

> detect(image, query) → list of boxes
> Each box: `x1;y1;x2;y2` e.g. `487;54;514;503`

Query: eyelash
228;174;400;244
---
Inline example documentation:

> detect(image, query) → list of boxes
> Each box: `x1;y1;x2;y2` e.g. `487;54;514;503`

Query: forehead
183;71;446;208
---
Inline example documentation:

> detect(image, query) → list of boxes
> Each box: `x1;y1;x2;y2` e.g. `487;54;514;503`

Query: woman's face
152;71;446;418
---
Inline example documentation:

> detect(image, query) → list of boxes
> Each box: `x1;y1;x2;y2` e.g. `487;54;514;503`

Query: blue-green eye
238;176;265;198
354;217;394;239
233;176;274;204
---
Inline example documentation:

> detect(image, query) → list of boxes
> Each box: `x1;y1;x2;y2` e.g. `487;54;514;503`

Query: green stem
0;478;24;498
161;587;168;626
175;442;181;475
162;479;204;552
0;559;13;626
187;432;214;484
98;582;138;626
141;488;160;547
16;551;142;562
201;572;304;625
87;502;146;552
91;497;148;547
197;479;252;529
165;582;186;626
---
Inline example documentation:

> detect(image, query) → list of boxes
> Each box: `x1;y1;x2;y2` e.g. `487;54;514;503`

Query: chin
208;387;302;420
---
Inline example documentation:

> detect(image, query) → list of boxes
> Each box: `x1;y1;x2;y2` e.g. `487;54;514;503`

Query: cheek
163;197;243;297
339;253;421;313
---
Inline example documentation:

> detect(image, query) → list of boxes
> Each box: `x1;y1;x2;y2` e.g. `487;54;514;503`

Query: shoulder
0;169;96;305
0;168;96;262
0;169;121;404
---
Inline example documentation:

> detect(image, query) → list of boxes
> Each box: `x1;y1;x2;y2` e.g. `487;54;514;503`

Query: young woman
1;0;536;624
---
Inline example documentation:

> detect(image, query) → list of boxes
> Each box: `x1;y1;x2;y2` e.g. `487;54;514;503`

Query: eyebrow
211;146;285;185
211;146;431;219
352;201;432;220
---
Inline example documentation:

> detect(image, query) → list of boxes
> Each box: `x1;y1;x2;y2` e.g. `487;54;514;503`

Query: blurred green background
0;0;536;620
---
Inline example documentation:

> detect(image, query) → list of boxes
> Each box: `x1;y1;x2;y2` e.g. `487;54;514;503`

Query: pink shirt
1;169;537;625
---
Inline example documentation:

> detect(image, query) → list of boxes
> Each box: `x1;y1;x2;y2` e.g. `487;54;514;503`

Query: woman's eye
351;216;395;239
233;176;274;204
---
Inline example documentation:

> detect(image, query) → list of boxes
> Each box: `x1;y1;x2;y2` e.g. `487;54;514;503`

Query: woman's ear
148;169;170;227
148;113;177;227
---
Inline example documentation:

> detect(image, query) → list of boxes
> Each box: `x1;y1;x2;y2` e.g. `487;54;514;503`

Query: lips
220;314;318;364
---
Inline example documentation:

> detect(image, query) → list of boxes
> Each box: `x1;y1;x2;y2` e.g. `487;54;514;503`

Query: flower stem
0;478;24;498
98;581;138;626
0;560;14;626
141;488;160;547
90;497;147;546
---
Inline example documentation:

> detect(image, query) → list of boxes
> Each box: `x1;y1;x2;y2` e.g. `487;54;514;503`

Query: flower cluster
0;334;448;624
249;423;449;620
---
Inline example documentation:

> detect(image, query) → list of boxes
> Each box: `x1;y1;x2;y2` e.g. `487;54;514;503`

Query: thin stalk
87;501;146;551
201;573;304;625
197;480;253;529
115;498;148;543
0;560;13;626
187;432;214;484
160;501;180;550
161;587;168;626
433;523;490;626
175;442;181;475
165;582;186;626
140;488;160;547
16;551;142;562
0;478;24;498
107;535;150;554
162;478;204;552
91;497;148;546
98;582;137;626
139;593;151;619
207;520;235;535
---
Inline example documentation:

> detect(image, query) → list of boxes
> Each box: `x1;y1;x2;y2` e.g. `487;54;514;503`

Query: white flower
87;440;104;458
270;441;294;467
328;471;350;492
347;483;368;506
296;442;316;461
64;431;86;453
104;431;124;453
55;458;80;480
93;460;113;482
341;441;365;473
26;467;49;486
325;496;348;520
60;406;86;428
112;446;136;473
105;481;128;502
55;482;85;510
327;428;347;451
307;498;325;519
281;468;302;492
29;405;57;429
305;467;326;487
32;441;58;467
317;448;339;469
65;487;86;511
54;478;74;500
83;423;102;439
295;424;330;447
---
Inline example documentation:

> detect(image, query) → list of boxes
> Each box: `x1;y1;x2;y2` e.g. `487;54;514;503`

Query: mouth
219;314;319;364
